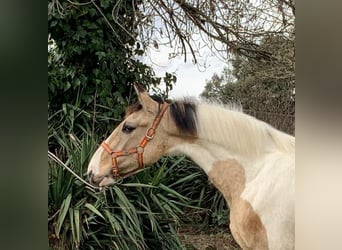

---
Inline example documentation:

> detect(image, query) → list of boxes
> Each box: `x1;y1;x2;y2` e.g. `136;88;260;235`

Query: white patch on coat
167;102;295;249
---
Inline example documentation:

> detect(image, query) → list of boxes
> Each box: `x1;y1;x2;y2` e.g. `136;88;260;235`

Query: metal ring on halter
145;128;155;140
136;145;144;153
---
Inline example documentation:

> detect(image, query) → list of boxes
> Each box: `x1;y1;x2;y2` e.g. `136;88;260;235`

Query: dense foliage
48;0;176;141
48;130;228;249
48;131;195;249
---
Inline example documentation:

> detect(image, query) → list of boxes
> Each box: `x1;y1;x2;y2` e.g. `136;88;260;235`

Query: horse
87;83;295;250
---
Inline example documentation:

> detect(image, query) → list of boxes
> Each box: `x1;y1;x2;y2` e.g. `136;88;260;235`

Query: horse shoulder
208;159;269;249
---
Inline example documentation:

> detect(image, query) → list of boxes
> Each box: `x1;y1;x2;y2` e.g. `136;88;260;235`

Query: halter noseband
101;102;169;179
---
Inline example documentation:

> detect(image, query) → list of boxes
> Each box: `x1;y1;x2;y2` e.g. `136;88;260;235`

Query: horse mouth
98;176;117;187
88;171;117;188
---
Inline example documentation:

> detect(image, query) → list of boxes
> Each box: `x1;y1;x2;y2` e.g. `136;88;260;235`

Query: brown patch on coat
208;159;268;250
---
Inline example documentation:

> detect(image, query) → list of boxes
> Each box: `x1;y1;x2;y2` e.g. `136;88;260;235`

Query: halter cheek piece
101;102;169;179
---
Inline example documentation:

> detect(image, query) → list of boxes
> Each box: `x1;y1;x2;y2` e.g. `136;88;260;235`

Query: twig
90;0;122;44
111;0;137;41
48;209;60;221
66;0;93;6
48;151;99;191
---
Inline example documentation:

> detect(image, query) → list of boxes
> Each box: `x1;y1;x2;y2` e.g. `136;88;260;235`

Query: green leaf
159;183;188;201
74;209;80;245
84;203;105;220
169;172;202;188
55;193;72;238
121;183;157;189
95;51;106;60
69;208;75;242
103;209;122;233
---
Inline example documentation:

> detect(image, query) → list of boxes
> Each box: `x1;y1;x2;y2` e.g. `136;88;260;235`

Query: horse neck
166;103;294;179
199;103;291;157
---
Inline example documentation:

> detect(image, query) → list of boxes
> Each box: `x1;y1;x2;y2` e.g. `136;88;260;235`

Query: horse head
87;84;172;187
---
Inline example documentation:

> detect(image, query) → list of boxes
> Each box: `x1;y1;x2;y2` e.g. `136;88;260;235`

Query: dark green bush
48;0;175;144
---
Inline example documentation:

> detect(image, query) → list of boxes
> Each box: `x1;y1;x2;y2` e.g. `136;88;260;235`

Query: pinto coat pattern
88;84;295;250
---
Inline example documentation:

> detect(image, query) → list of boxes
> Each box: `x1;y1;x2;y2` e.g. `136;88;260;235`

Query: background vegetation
201;34;295;135
48;0;294;249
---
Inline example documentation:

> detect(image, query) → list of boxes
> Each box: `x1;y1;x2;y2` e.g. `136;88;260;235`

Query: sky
141;46;225;99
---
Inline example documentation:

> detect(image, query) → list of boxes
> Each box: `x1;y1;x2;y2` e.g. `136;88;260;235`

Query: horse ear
133;82;146;93
133;82;157;112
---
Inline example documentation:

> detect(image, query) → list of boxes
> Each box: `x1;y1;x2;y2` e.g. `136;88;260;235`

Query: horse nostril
87;170;93;181
88;171;98;186
89;176;98;187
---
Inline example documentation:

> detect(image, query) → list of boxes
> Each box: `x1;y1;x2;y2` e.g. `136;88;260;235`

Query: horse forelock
125;102;142;118
125;95;164;119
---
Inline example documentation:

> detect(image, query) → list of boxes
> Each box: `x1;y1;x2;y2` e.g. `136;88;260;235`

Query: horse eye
122;123;136;133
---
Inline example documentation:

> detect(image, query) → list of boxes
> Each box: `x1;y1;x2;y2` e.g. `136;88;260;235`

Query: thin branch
48;151;99;191
48;209;60;221
66;0;93;6
90;0;122;44
111;0;137;41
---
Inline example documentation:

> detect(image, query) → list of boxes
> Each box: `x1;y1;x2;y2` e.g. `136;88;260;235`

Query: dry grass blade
48;150;99;191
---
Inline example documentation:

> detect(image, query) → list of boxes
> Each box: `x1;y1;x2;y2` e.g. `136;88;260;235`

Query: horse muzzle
88;170;118;187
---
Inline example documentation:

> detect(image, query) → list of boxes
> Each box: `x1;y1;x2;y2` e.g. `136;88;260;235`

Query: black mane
150;95;164;104
169;99;198;137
